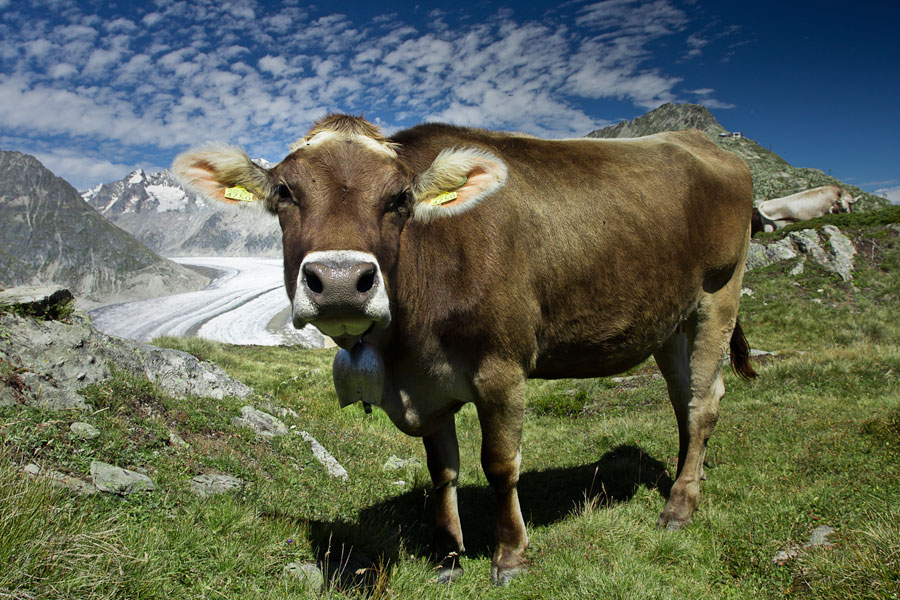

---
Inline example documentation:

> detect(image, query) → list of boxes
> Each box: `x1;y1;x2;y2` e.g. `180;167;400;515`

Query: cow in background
173;115;756;585
752;185;858;235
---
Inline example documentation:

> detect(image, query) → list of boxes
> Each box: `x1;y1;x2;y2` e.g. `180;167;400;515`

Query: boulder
70;421;101;439
746;226;856;280
283;562;325;593
0;286;74;318
233;406;288;437
90;461;156;495
0;288;253;412
190;473;244;498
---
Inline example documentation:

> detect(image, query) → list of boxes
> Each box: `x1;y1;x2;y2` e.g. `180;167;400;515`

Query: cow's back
391;126;752;379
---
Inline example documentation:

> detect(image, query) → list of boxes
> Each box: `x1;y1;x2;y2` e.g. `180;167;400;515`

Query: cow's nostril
305;271;324;294
357;270;375;294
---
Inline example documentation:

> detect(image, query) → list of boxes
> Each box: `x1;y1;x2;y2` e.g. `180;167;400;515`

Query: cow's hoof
656;512;690;531
434;565;463;584
490;566;527;587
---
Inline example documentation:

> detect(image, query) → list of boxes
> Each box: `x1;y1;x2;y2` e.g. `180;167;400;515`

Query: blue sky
1;0;898;201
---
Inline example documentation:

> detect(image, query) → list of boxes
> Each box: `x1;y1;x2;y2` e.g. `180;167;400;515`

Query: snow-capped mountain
0;150;207;307
83;166;282;257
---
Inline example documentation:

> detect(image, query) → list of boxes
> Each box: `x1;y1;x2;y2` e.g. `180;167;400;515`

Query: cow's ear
411;147;507;222
172;144;274;211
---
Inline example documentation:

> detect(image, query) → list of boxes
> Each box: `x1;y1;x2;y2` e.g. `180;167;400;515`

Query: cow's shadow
303;444;672;588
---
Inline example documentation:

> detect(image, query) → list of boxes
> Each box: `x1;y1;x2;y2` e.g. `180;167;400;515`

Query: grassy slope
2;215;900;599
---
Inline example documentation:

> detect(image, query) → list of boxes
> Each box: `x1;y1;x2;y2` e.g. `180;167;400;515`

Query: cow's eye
277;183;296;205
385;191;410;216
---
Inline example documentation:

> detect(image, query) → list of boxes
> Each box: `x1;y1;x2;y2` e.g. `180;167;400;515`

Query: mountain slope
83;168;281;257
587;103;889;211
0;151;207;307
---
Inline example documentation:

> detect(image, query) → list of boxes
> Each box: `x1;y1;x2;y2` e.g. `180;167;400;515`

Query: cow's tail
729;318;757;381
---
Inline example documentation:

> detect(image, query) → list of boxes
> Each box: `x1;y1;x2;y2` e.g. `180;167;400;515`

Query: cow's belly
531;346;653;379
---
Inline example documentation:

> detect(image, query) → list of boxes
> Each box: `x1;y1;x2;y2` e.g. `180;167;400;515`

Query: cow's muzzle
292;250;391;347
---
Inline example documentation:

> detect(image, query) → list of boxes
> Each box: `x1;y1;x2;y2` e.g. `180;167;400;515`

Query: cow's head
833;189;859;214
173;115;507;349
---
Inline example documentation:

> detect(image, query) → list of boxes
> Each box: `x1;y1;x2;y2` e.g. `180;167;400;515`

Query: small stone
70;421;101;439
23;463;41;476
283;562;324;592
299;431;349;481
190;473;244;498
90;461;156;495
772;548;799;564
232;406;288;437
0;386;17;407
382;455;422;471
749;349;777;358
806;525;835;548
168;431;190;448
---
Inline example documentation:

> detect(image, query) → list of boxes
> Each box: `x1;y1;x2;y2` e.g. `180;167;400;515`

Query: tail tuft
729;318;757;380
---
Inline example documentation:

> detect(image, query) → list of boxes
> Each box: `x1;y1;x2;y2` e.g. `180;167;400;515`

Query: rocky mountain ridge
0;150;207;308
587;103;889;211
83;164;281;258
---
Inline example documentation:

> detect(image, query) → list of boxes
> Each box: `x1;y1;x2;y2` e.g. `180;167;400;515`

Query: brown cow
174;115;755;585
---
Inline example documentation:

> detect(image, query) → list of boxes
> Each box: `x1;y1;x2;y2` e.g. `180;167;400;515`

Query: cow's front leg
423;418;464;583
474;365;528;586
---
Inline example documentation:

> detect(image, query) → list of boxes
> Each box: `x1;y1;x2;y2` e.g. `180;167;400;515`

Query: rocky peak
586;103;727;139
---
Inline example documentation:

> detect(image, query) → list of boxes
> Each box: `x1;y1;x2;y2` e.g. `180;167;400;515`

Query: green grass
2;224;899;598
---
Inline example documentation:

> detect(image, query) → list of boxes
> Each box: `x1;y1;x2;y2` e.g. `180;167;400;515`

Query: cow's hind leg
653;286;739;530
423;418;465;583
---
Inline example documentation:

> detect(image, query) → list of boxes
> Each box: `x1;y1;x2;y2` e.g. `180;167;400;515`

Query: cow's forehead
274;133;405;194
288;130;398;159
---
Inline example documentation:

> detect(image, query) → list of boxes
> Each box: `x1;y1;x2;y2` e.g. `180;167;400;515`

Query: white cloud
0;0;724;188
874;186;900;204
29;148;161;192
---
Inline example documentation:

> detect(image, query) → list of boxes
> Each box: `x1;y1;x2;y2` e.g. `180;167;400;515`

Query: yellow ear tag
430;190;458;206
429;176;468;206
224;185;256;202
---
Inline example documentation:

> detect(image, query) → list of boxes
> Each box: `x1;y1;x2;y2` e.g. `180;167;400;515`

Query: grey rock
772;524;836;564
70;421;101;439
90;461;156;495
0;286;74;316
745;242;770;271
190;473;244;498
0;386;17;407
233;406;288;437
168;431;190;448
299;431;349;481
806;525;835;548
0;303;252;412
19;372;90;411
749;349;777;358
790;229;830;268
283;562;324;593
747;227;856;281
24;463;98;496
822;225;856;281
382;455;422;471
141;346;252;400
